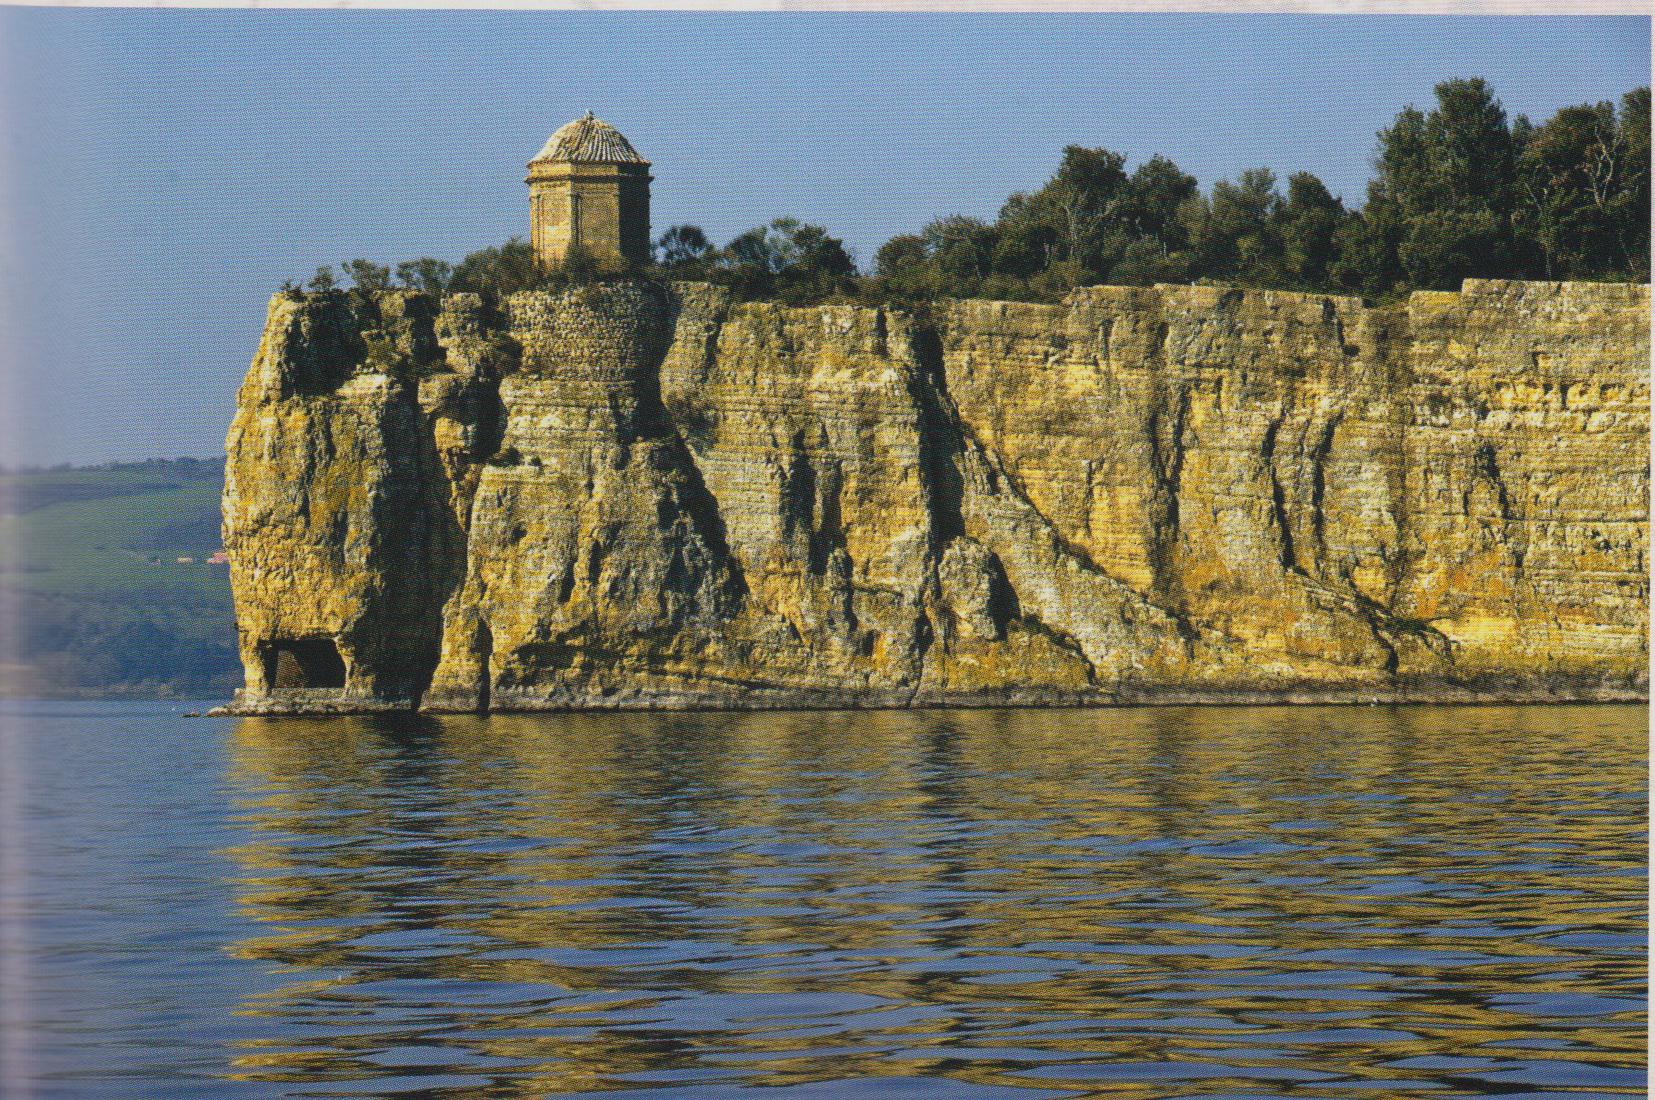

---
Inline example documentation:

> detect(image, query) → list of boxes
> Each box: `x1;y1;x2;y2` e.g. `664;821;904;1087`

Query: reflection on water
211;706;1647;1097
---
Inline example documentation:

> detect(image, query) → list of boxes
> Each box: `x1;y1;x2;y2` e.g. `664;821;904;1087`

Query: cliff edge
218;278;1649;712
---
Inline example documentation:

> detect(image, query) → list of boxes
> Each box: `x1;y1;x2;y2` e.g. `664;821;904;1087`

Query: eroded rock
218;279;1649;713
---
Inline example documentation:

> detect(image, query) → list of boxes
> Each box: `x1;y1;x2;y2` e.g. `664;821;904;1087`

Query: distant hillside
0;458;237;698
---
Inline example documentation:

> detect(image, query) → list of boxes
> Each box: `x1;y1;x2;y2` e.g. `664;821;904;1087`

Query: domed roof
531;112;649;165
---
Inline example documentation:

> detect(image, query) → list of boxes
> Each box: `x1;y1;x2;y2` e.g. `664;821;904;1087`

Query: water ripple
5;702;1647;1098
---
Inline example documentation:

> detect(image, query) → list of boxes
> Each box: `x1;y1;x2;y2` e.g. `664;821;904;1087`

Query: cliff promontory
220;279;1649;712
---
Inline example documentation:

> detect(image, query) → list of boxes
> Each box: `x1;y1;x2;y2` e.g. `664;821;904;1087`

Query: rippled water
3;702;1646;1098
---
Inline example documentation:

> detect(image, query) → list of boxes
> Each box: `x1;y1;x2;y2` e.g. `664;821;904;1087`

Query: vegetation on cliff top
301;79;1648;310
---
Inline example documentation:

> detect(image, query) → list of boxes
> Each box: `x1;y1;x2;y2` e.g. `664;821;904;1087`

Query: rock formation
220;278;1649;712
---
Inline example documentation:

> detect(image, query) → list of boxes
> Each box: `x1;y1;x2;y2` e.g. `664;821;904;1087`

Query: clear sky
0;10;1646;467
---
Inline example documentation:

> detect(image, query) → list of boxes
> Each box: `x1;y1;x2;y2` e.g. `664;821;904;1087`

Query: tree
342;259;392;293
448;238;539;297
1275;172;1349;290
712;218;857;303
295;78;1649;311
723;220;792;274
1047;146;1130;280
1184;168;1282;285
921;216;997;286
1615;87;1651;280
1346;105;1427;296
1119;156;1200;252
867;233;935;304
1514;89;1652;280
873;234;928;279
395;258;453;293
1518;104;1608;278
1364;78;1520;290
772;222;858;304
656;224;713;269
1426;78;1516;206
990;145;1133;288
1107;236;1189;287
991;191;1059;279
1398;207;1512;289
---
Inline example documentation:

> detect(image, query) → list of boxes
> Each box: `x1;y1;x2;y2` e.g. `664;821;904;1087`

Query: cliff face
221;279;1649;712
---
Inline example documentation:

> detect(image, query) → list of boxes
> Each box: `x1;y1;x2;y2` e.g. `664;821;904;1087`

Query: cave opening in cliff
264;638;347;689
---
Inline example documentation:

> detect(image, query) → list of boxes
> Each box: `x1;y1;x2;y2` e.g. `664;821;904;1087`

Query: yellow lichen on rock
219;278;1649;713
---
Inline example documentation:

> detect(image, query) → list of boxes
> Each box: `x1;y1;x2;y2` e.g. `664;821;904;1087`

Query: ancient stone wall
220;278;1649;712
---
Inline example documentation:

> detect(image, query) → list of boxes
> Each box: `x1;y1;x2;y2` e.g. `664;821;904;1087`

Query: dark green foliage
859;78;1647;306
6;588;238;697
991;145;1133;286
1277;173;1349;290
292;79;1647;311
768;221;858;304
1515;88;1651;281
342;259;393;293
396;257;453;293
442;239;639;299
1357;78;1522;293
1184;168;1285;284
448;238;542;297
555;244;601;281
925;217;999;286
1617;87;1651;281
1121;156;1200;249
874;233;927;278
869;216;1016;304
296;239;656;308
655;224;714;269
686;218;859;304
862;145;1351;302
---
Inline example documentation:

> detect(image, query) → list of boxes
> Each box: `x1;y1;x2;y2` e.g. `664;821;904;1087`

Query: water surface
4;702;1646;1097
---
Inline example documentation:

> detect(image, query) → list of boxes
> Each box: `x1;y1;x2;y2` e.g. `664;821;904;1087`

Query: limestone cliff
220;278;1649;712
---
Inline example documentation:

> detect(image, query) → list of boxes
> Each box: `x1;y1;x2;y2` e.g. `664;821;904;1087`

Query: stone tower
527;112;652;269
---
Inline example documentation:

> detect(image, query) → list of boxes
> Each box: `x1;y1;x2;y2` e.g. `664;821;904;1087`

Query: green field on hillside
0;458;239;697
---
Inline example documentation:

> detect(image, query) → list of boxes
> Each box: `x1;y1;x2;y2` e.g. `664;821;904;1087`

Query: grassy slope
0;460;238;697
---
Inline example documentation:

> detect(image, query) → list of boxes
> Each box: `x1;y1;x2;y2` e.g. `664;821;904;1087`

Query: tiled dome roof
531;112;649;165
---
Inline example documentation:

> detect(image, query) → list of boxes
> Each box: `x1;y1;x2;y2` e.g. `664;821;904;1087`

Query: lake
2;702;1645;1098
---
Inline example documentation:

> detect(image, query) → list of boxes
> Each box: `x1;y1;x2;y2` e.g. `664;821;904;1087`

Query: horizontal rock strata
219;278;1649;713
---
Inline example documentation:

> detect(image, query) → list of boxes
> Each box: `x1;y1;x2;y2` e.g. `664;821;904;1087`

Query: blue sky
0;10;1647;466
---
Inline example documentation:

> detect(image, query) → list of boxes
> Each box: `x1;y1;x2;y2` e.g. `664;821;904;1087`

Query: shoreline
208;677;1649;717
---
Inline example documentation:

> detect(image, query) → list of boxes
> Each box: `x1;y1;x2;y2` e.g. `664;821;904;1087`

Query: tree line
302;79;1648;308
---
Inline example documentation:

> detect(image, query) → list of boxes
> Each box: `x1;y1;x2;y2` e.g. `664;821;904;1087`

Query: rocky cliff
220;278;1649;712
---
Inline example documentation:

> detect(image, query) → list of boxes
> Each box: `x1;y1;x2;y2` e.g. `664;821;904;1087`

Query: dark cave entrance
476;621;493;714
264;638;347;689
